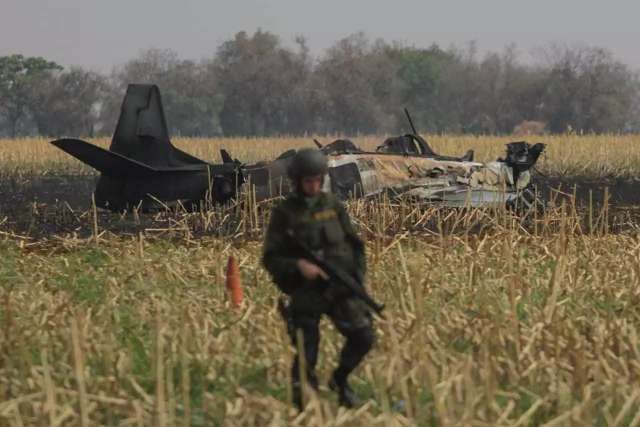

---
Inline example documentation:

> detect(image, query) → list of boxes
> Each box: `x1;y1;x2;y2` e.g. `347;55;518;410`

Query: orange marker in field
226;256;243;307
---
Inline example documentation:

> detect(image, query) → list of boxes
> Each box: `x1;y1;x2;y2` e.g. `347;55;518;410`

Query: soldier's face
301;175;323;196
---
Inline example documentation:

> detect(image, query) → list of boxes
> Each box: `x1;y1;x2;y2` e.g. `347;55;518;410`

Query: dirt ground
538;175;640;206
0;172;638;238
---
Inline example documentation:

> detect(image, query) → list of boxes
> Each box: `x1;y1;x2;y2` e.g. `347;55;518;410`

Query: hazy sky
2;0;639;72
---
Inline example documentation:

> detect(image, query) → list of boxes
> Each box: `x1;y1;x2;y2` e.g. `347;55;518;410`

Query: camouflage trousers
281;289;375;406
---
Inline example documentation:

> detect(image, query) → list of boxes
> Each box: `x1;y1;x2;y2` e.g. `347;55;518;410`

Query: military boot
329;373;360;408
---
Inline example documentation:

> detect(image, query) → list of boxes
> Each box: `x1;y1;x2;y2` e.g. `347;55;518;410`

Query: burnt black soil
1;172;639;238
533;175;640;233
0;173;249;240
1;173;97;212
536;175;640;207
0;173;97;237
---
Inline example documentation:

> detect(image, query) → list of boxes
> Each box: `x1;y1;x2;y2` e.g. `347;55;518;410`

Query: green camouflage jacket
262;191;366;296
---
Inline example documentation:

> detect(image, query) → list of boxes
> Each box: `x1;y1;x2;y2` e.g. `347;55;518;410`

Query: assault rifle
286;229;385;315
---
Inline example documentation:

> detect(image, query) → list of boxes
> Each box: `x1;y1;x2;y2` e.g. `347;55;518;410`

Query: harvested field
1;135;640;425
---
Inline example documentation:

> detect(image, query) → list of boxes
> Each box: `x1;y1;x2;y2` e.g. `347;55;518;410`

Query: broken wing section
325;142;545;208
327;153;479;199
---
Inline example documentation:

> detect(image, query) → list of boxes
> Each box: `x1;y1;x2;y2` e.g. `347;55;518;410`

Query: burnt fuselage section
50;84;545;212
320;139;544;207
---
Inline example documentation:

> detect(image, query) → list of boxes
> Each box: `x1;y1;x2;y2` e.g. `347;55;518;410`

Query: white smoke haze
1;0;638;71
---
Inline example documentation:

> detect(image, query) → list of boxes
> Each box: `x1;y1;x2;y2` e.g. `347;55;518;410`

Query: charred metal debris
50;84;545;213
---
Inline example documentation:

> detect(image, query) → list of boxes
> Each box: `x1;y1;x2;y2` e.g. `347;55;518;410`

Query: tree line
1;30;638;138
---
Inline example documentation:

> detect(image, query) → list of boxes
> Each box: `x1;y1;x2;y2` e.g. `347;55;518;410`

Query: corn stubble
1;136;640;425
2;134;640;178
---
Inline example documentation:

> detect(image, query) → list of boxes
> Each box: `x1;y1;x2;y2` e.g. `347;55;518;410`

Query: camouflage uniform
262;190;375;408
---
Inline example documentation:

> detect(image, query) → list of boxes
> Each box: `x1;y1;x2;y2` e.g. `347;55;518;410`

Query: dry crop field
2;135;640;426
3;134;640;176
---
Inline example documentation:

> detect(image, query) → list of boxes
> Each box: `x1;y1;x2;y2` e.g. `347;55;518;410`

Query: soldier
262;148;375;409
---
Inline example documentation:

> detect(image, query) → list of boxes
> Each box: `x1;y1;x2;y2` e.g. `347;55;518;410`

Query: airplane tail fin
109;84;207;168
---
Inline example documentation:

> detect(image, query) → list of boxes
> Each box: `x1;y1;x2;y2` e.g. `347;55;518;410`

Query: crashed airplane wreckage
51;84;545;213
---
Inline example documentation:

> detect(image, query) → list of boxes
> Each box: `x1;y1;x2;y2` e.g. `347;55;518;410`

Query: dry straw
1;135;640;424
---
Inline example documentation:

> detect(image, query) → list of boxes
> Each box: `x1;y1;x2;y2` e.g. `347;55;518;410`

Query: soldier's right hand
297;259;329;281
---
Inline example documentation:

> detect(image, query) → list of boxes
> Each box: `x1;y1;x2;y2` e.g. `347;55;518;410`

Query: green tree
0;54;62;137
102;48;222;136
31;67;106;137
388;44;454;132
541;45;637;133
313;32;399;135
214;30;313;136
471;46;546;134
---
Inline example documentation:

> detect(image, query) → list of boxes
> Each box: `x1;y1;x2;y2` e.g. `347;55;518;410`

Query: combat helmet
287;148;328;180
